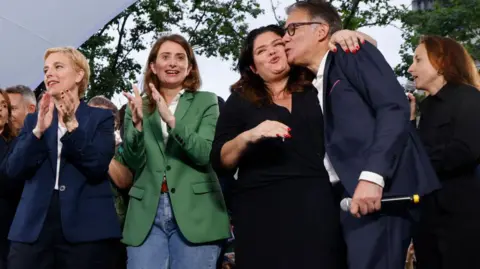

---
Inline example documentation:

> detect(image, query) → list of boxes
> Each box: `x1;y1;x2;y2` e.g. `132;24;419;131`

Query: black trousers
7;191;118;269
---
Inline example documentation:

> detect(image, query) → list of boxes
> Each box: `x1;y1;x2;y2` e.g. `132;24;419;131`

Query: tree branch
189;8;208;42
342;0;361;29
203;0;237;39
270;0;282;25
111;13;131;74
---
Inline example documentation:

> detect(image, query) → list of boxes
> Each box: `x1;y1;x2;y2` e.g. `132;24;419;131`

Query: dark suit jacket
323;42;441;198
3;101;121;243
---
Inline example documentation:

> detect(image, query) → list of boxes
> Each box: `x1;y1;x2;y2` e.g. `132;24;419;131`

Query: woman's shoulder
192;91;218;103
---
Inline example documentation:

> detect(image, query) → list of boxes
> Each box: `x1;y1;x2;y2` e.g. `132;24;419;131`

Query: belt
161;175;168;193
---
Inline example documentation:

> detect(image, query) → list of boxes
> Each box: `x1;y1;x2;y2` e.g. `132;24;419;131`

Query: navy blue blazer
323;42;441;197
3;101;121;243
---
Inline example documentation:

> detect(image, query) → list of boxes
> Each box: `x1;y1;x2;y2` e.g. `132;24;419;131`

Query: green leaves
79;0;262;100
394;0;480;79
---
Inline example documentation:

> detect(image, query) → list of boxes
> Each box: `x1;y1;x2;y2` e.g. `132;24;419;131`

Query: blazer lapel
323;53;332;111
148;109;166;160
47;109;58;174
60;101;90;170
174;92;194;121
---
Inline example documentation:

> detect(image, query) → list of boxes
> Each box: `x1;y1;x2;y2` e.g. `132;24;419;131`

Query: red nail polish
287;127;291;131
285;134;292;138
356;45;360;50
276;134;281;137
352;49;357;54
361;40;365;44
345;49;350;54
333;47;337;52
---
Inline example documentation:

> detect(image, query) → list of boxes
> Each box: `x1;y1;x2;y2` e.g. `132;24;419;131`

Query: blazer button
166;165;171;171
59;185;66;192
171;188;176;194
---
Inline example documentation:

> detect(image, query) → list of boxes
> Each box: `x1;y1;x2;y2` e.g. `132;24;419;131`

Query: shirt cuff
359;171;384;188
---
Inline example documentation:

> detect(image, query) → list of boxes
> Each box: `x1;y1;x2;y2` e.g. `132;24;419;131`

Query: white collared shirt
312;52;384;187
160;90;184;144
54;125;67;190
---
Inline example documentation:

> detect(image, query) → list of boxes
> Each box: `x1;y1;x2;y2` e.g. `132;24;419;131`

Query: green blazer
121;91;230;246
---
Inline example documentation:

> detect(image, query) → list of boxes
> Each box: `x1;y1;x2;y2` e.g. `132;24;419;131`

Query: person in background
4;47;120;269
5;85;36;131
121;34;230;269
88;95;132;269
407;35;480;269
0;89;19;269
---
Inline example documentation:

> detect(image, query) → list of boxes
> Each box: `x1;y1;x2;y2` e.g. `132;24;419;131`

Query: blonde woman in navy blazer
4;47;120;269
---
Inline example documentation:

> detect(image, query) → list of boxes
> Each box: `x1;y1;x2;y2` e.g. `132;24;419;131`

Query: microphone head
340;198;351;212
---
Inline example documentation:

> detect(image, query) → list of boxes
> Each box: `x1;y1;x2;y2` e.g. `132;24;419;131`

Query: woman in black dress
211;25;347;269
0;89;19;269
407;35;480;269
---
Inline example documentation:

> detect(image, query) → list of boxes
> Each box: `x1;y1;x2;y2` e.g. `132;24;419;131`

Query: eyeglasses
284;22;324;36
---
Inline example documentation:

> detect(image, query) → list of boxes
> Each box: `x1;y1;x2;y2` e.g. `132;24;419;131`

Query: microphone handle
381;197;413;203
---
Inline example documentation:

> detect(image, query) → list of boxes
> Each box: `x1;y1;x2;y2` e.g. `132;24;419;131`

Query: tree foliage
270;0;405;30
394;0;480;78
79;0;262;99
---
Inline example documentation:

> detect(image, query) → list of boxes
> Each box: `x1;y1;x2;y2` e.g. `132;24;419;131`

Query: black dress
211;89;344;269
413;83;480;269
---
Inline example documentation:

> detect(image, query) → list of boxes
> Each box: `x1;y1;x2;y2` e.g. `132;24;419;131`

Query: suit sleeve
334;42;411;180
4;114;50;181
61;110;115;182
168;93;219;166
122;106;146;171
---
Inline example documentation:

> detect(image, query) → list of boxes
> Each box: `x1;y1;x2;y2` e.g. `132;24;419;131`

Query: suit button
166;165;171;171
59;185;66;192
171;188;176;194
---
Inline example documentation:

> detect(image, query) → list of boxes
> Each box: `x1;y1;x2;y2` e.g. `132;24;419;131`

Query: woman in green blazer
122;34;230;269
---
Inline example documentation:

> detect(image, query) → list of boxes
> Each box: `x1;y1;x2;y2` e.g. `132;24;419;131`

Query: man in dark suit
282;2;440;269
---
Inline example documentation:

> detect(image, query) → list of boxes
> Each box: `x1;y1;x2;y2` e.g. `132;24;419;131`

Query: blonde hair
44;47;90;97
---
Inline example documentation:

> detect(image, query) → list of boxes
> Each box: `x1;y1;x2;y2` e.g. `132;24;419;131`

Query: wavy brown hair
143;34;201;113
0;89;18;141
231;25;315;106
421;35;480;89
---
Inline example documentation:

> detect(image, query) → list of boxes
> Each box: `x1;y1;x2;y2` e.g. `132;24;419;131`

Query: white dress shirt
312;51;385;187
54;125;67;190
160;90;184;144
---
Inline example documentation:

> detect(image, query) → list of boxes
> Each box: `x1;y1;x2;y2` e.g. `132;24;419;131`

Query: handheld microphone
340;194;420;212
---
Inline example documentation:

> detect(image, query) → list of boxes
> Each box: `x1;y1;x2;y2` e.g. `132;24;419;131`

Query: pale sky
112;0;412;105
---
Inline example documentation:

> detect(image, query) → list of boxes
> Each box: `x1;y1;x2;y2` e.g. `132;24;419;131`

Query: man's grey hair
5;85;37;106
286;1;343;36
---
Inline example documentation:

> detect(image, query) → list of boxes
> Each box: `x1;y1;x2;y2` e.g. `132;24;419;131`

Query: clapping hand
123;85;144;131
149;83;175;128
58;89;79;132
33;93;55;138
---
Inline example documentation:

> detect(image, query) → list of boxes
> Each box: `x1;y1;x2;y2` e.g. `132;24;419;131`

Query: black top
0;136;22;246
417;83;480;181
211;88;329;192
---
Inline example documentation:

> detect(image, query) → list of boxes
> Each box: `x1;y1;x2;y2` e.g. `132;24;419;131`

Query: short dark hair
87;95;120;129
5;85;36;106
230;24;314;106
286;1;343;35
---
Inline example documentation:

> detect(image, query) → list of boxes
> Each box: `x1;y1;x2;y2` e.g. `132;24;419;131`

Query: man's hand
350;180;383;218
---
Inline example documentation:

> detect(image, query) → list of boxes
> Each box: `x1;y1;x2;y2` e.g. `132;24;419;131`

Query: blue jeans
127;194;221;269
